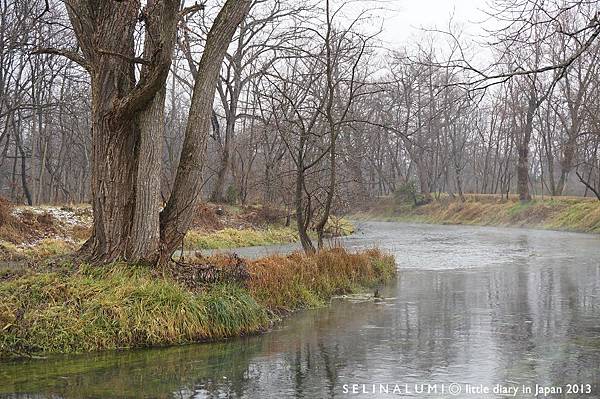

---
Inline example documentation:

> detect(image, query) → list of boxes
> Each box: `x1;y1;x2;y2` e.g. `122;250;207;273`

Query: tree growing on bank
263;0;374;253
39;0;252;264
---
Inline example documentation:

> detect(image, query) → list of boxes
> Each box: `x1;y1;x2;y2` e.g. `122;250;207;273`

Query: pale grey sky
377;0;490;46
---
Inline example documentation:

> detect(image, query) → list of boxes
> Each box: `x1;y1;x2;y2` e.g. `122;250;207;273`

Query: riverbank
0;200;354;261
354;194;600;234
0;248;395;359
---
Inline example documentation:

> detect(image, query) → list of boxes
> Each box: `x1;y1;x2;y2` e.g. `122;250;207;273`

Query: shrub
323;216;355;236
392;180;428;206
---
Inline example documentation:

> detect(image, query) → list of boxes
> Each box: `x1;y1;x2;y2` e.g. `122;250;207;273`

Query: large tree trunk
516;144;531;202
55;0;251;264
128;86;166;260
210;42;244;204
315;140;336;250
81;110;139;262
13;119;32;205
416;159;433;203
295;165;316;254
66;0;180;263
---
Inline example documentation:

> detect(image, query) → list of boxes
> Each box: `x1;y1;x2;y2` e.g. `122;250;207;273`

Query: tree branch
179;2;205;19
97;48;150;65
31;47;91;72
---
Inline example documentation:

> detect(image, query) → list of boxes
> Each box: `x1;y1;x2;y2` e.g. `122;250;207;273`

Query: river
1;221;600;398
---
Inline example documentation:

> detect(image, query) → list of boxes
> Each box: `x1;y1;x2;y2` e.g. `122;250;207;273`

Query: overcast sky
377;0;491;46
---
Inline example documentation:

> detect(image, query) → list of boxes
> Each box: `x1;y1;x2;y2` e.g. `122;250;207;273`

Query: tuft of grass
22;239;78;259
246;247;396;313
324;216;355;236
0;241;23;262
0;238;78;262
184;219;355;251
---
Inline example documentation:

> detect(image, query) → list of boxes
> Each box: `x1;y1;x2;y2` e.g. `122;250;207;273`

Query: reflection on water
1;222;600;398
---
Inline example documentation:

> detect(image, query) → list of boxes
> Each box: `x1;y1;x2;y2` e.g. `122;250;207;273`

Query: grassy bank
184;226;300;250
0;198;355;260
355;194;600;233
183;216;355;250
0;239;79;262
0;248;395;359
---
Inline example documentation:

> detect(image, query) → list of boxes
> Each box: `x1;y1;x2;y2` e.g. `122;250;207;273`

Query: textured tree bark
128;86;166;261
127;0;179;261
209;122;233;203
66;0;180;263
81;111;138;262
516;145;531;202
315;140;336;250
210;37;244;204
295;164;316;254
13;119;32;205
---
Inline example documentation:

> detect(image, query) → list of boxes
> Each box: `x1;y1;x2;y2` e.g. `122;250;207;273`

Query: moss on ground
0;248;395;359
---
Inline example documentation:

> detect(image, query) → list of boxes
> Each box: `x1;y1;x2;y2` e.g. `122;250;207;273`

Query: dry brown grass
71;225;91;241
0;197;24;244
0;197;14;227
245;248;396;312
357;194;600;233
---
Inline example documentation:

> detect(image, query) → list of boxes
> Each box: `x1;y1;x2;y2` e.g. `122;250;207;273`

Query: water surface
2;222;600;398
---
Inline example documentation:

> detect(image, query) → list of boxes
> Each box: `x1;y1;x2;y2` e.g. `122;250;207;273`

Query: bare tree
34;0;251;263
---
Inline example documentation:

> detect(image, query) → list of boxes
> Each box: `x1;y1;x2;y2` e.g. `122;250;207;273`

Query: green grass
0;264;269;358
183;218;355;250
184;226;300;250
0;248;395;359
